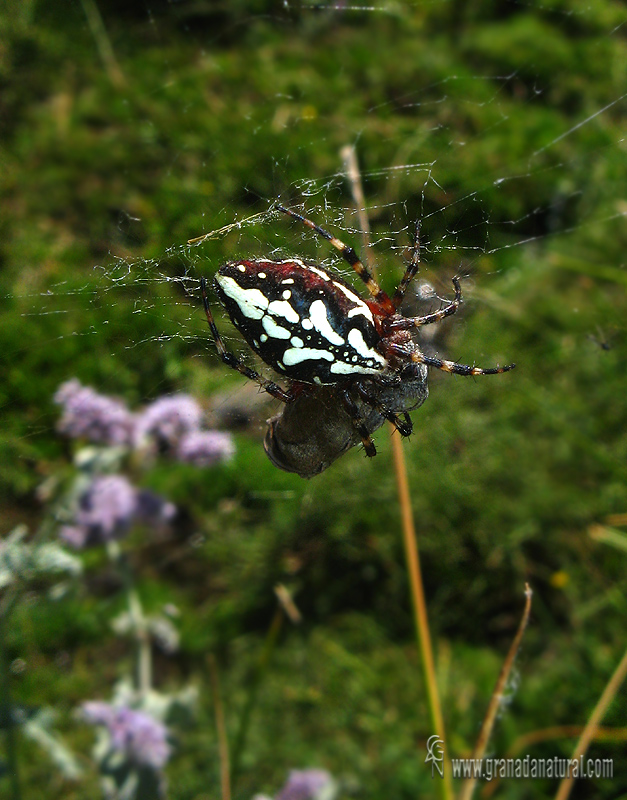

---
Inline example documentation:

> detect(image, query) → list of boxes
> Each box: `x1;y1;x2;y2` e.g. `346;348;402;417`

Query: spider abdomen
214;259;388;385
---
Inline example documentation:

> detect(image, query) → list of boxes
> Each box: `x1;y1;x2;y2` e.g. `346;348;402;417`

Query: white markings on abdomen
347;304;374;321
308;299;345;346
267;299;300;324
330;361;384;375
262;316;291;339
347;328;386;366
306;266;331;281
219;267;387;380
283;347;334;366
219;274;302;341
330;280;374;322
217;275;269;319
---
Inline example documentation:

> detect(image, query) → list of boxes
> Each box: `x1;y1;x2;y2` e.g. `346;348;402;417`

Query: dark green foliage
1;1;627;798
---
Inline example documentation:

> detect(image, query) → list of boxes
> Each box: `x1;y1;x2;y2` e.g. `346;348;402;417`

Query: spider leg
339;387;377;457
390;277;463;330
389;343;516;376
201;277;295;403
392;219;421;309
276;204;396;314
353;382;413;437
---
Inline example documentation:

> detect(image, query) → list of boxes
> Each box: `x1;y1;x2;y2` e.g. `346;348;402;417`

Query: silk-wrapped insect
263;367;428;478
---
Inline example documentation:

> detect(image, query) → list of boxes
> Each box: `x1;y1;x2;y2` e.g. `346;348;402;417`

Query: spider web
3;0;627;475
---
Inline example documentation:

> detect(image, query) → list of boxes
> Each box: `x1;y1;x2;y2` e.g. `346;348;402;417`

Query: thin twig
391;433;449;757
341;145;372;243
78;0;126;87
554;644;627;800
342;143;452;800
188;211;269;245
274;583;302;625
391;432;453;797
208;654;231;800
506;723;627;755
459;583;533;800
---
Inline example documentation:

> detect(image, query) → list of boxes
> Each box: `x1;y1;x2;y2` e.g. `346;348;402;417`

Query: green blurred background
1;1;627;798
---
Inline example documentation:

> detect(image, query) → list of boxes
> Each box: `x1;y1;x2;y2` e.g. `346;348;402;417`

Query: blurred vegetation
1;0;627;798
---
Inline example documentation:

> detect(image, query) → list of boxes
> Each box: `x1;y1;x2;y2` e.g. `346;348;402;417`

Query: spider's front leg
201;278;296;403
353;382;413;438
388;340;515;376
392;219;422;309
388;277;463;330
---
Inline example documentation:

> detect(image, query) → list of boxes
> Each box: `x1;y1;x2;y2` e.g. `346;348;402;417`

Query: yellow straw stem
342;143;452;800
554;644;627;800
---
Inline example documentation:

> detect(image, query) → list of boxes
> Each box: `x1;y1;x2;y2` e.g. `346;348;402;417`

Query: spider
201;204;515;461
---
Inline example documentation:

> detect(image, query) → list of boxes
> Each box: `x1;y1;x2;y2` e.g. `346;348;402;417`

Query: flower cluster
55;379;135;446
60;475;176;549
255;769;336;800
54;382;234;549
276;770;334;800
134;394;202;447
54;380;234;468
82;701;171;769
176;429;235;467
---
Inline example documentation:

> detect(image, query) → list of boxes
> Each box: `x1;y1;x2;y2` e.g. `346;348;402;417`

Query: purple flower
60;476;176;549
54;381;235;470
60;475;137;548
82;702;171;769
134;395;202;449
276;769;334;800
176;430;235;467
54;379;135;446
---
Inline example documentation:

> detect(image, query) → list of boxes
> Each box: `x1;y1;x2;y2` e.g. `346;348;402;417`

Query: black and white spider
201;204;514;468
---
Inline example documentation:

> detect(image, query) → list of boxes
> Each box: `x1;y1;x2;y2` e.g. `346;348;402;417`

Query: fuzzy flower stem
128;586;152;697
107;541;152;698
0;589;22;800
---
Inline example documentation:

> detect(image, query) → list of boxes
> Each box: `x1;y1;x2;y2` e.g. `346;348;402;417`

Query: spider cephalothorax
201;204;514;467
